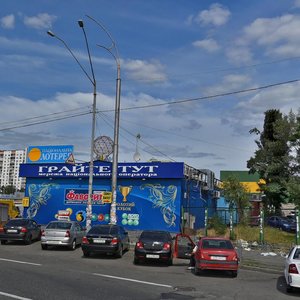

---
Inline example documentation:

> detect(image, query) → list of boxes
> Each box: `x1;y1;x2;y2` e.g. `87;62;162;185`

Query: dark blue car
267;216;296;232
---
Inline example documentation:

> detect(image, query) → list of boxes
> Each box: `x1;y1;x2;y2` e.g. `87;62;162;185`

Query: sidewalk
238;246;286;274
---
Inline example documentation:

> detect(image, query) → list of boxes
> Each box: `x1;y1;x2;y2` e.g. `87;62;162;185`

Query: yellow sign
102;192;112;203
22;197;30;207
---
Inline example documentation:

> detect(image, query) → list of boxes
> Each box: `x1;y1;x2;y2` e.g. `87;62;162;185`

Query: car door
173;233;195;259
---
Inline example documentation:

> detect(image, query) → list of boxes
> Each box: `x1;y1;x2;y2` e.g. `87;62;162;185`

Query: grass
194;225;296;250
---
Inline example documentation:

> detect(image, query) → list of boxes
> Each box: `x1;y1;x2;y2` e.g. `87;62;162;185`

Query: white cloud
192;38;220;52
123;59;167;83
204;74;253;95
240;14;300;57
23;13;57;29
195;3;231;27
226;46;253;65
1;14;15;29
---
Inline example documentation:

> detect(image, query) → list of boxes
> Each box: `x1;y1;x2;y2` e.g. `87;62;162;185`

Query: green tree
222;176;250;223
2;185;16;195
247;109;291;209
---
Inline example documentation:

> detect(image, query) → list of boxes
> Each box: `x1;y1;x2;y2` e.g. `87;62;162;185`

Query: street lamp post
47;21;96;231
86;15;121;225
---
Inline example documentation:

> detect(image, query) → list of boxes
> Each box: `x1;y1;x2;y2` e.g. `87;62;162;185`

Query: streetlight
86;15;121;225
47;20;96;231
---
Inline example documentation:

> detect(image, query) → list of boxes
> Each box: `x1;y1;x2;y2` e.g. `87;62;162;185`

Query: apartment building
0;150;26;191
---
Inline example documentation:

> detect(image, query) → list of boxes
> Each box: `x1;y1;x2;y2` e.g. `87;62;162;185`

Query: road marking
0;291;32;300
0;258;41;266
93;273;173;288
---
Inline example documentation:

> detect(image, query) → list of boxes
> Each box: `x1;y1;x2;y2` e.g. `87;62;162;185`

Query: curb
240;264;283;275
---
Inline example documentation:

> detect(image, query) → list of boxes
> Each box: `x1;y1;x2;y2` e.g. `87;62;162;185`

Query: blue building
19;161;220;233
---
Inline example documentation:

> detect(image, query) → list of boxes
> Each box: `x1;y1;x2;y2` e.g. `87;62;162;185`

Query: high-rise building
0;150;26;191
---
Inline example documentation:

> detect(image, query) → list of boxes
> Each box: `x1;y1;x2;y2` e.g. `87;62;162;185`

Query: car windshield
6;219;28;226
89;226;118;235
140;231;169;240
202;239;234;250
47;222;72;230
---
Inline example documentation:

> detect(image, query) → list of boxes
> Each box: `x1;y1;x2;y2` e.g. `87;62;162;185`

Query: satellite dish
94;136;113;161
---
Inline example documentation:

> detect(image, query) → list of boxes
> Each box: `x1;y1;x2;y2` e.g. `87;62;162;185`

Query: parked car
194;237;239;277
0;218;41;245
81;224;130;258
267;216;296;232
41;220;85;250
134;230;174;265
284;245;300;293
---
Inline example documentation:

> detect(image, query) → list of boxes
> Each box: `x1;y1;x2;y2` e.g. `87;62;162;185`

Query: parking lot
0;239;295;300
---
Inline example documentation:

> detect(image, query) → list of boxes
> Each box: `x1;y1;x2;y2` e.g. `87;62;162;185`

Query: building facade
19;161;221;232
0;150;26;191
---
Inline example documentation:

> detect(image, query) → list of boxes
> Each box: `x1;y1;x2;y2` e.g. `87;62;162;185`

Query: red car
194;237;239;277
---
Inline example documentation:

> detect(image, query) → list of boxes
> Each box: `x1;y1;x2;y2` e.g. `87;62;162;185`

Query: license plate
7;229;18;233
93;238;106;244
146;254;159;259
211;256;226;260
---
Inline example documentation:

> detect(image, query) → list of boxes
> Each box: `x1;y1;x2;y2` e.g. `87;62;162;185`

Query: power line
0;78;299;131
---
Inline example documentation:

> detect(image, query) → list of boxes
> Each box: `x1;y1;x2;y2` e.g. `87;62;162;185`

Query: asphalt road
0;241;297;300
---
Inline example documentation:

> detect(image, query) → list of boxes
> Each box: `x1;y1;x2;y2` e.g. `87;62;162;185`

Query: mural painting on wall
141;184;177;227
26;183;59;219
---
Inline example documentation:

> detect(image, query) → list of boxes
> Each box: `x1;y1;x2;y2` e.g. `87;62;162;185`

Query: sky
1;0;300;179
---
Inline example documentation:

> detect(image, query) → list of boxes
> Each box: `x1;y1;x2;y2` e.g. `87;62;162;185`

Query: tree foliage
222;176;249;223
247;109;300;208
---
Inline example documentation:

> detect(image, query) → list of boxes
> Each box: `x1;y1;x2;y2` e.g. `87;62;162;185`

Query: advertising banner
26;145;74;164
23;177;181;232
19;161;184;179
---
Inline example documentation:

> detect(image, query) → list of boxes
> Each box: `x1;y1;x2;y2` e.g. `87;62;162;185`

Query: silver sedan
41;220;85;250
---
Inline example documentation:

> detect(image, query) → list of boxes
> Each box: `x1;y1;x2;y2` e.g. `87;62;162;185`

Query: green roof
220;170;260;182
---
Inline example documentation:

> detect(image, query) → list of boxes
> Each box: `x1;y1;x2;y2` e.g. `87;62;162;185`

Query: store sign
64;189;110;205
20;162;184;179
22;197;30;207
27;145;74;164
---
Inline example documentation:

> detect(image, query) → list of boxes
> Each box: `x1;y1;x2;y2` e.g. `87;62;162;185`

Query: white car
284;245;300;293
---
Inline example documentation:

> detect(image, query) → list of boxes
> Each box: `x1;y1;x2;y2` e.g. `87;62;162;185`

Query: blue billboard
26;145;74;164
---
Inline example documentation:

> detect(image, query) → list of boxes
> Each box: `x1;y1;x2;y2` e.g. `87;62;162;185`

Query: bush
208;215;227;236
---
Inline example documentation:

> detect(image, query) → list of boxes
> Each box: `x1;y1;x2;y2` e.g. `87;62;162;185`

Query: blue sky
1;0;300;178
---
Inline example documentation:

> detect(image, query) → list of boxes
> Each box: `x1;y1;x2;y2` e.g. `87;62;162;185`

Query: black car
81;224;130;258
134;230;173;265
0;218;41;245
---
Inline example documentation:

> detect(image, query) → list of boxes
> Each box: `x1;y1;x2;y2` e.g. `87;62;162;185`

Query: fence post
259;208;264;244
296;209;300;245
229;209;234;240
205;208;208;236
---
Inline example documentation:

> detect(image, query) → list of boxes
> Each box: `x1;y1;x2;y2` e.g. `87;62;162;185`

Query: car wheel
83;251;90;257
167;258;173;266
69;240;76;250
1;240;7;245
194;265;201;275
25;235;32;245
286;284;293;293
41;244;48;250
231;271;238;278
116;245;123;258
133;257;139;265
